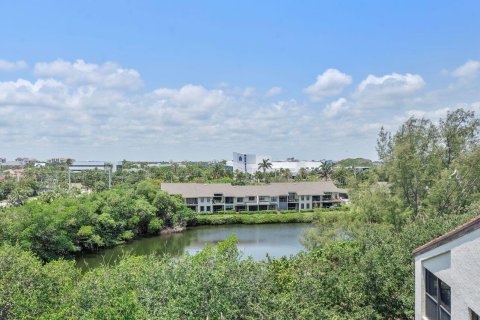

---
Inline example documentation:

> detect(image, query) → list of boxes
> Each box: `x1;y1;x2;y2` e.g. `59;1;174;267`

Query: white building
231;152;326;175
231;152;270;175
413;215;480;320
69;161;122;173
162;181;348;212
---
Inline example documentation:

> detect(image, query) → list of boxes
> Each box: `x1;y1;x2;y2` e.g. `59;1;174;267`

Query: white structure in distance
229;152;328;175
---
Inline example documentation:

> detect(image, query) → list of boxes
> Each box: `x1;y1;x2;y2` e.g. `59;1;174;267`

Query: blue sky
1;1;480;161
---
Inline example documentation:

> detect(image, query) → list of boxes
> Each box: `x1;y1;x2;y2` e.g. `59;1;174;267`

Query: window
237;197;244;202
271;196;277;202
200;206;204;212
301;196;304;201
306;203;310;209
306;195;310;200
207;198;211;203
259;196;268;202
425;268;451;320
206;206;211;212
200;197;204;203
301;204;304;209
248;196;255;201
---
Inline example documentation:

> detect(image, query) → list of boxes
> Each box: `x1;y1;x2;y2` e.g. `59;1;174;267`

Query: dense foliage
0;211;474;320
1;107;479;319
0;180;193;261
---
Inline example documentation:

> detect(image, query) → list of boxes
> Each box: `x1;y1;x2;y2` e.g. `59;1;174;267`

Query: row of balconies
186;194;340;205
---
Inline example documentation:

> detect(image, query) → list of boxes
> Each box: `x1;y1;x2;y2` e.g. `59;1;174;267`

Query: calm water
76;223;312;271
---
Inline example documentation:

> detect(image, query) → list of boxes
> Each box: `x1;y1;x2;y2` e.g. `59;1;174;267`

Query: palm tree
297;167;308;180
280;168;292;181
210;161;225;180
258;159;273;182
258;159;273;174
318;160;334;181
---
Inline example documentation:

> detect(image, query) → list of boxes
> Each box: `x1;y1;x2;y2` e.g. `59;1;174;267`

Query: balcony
185;198;198;205
288;196;298;202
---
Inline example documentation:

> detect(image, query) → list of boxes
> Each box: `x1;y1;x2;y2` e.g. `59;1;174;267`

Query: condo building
161;181;348;213
413;214;480;320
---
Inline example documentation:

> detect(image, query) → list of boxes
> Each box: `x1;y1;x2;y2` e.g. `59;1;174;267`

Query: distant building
413;215;480;319
34;162;46;168
69;161;122;173
0;158;6;163
0;161;24;169
48;157;75;164
15;157;38;164
231;152;270;175
231;152;327;175
162;181;348;213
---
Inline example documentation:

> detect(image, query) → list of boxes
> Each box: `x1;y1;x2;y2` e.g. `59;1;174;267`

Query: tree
6;188;31;206
258;158;273;174
258;159;273;182
280;168;292;181
439;108;480;166
376;126;392;162
387;117;442;216
210;161;226;180
297;168;308;180
318;161;333;181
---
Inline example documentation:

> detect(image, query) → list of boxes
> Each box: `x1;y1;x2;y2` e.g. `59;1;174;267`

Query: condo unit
161;181;348;213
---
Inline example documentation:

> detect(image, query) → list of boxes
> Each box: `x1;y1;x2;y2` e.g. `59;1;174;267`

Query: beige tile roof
161;181;347;198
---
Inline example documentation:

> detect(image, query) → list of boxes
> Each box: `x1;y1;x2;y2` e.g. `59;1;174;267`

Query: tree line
0;107;479;319
0;180;193;261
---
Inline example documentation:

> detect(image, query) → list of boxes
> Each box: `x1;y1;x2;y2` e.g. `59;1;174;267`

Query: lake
76;223;312;271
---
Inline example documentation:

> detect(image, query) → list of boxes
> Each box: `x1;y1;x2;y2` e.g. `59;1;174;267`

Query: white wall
414;227;480;319
232;152;323;175
232;152;271;174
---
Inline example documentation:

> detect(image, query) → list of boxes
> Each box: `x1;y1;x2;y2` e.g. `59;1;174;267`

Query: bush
147;217;164;234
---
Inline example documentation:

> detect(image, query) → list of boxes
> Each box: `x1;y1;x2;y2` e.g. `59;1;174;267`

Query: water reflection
76;223;312;271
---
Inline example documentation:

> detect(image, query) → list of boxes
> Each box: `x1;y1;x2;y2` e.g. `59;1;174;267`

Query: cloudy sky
1;1;480;161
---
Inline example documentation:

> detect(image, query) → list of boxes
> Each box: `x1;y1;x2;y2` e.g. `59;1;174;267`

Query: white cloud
265;86;282;97
323;98;349;118
451;60;480;79
355;73;425;107
0;59;27;71
34;59;142;90
4;58;480;161
304;68;352;102
242;87;256;97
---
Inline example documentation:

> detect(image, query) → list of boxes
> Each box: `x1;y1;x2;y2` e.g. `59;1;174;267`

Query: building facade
69;161;122;173
230;152;327;175
413;215;480;320
161;181;348;213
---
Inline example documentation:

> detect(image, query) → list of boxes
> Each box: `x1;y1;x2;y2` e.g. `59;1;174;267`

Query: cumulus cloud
323;98;349;118
34;59;142;90
355;73;425;107
451;60;480;79
265;86;282;97
3;58;479;161
304;69;352;102
0;59;27;71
